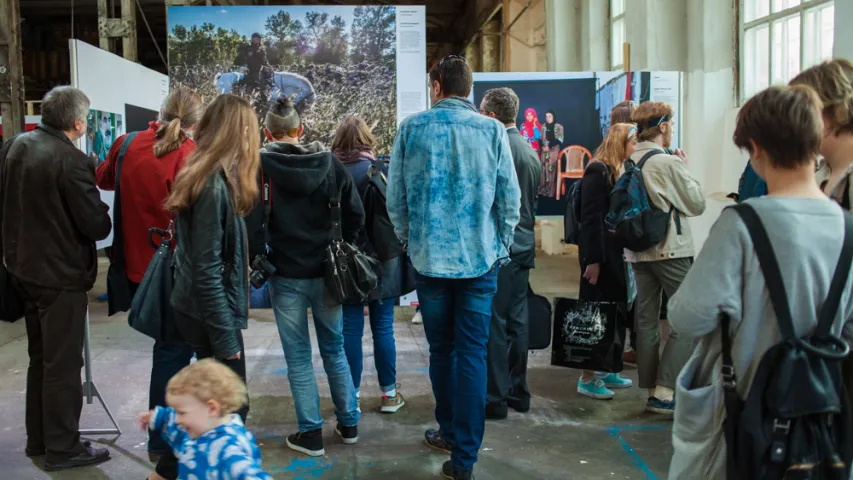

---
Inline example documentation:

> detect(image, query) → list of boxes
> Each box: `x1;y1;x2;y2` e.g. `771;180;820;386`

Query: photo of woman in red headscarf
521;107;542;153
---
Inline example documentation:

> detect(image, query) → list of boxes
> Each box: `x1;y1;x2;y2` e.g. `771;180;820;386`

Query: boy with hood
246;97;363;457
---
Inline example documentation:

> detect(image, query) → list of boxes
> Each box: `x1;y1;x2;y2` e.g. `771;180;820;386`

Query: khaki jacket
624;141;706;263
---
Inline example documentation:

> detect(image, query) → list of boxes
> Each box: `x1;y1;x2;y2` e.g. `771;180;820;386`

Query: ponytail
153;86;203;158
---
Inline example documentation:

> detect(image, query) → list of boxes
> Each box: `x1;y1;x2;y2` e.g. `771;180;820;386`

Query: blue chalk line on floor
607;425;666;480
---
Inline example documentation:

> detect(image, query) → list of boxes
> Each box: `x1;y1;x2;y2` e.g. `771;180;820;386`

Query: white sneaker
411;310;423;324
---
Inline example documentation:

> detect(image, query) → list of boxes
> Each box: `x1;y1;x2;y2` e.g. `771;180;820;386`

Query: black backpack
362;161;406;262
563;179;582;245
605;150;680;251
722;203;853;480
527;284;552;350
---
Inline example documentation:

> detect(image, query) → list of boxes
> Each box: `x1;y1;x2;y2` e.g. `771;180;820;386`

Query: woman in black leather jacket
149;94;260;480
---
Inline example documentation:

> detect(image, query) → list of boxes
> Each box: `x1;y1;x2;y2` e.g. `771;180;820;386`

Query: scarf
545;121;558;145
333;145;376;164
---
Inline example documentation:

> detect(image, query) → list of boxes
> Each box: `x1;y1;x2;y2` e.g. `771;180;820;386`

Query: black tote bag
106;131;139;316
527;284;552;350
128;220;175;341
550;297;625;373
0;134;25;323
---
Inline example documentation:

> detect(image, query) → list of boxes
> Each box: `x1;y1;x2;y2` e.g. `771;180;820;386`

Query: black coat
0;125;111;291
246;142;365;279
578;161;627;303
171;172;249;359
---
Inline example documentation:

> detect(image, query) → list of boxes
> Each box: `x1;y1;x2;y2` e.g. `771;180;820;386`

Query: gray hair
482;87;520;125
41;86;90;131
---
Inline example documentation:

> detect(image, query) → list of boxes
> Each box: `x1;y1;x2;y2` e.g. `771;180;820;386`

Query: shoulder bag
0;134;25;322
107;131;140;316
323;164;380;304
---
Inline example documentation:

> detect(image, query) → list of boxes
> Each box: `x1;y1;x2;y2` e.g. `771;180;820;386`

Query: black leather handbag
323;165;380;304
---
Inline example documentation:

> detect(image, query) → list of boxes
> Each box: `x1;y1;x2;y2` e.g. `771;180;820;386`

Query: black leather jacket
1;124;111;291
171;172;249;358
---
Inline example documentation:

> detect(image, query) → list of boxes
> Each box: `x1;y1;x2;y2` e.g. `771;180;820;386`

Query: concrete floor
0;252;673;479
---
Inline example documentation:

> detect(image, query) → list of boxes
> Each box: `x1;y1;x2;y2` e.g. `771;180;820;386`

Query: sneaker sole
286;438;326;456
380;400;406;414
577;388;615;400
424;438;451;454
441;469;455;480
335;428;359;445
645;406;675;415
604;382;633;389
44;455;110;472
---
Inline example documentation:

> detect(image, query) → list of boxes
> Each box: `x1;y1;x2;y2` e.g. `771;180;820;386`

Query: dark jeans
154;310;248;479
486;260;530;408
342;300;397;394
416;267;498;472
17;278;89;463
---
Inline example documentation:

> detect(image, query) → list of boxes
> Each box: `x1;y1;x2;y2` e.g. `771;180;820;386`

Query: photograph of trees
167;5;397;153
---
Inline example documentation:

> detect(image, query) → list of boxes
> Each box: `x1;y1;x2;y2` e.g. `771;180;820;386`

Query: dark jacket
234;44;269;77
1;124;111;291
578;161;627;303
506;126;541;267
342;156;407;302
171;172;249;359
247;141;364;279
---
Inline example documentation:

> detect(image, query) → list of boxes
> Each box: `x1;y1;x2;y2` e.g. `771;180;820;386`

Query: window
610;0;626;71
741;0;835;100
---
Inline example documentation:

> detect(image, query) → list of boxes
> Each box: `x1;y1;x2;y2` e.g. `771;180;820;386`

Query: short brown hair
331;114;376;152
789;58;853;135
428;56;473;98
167;359;248;415
733;85;823;169
610;100;636;125
632;101;673;142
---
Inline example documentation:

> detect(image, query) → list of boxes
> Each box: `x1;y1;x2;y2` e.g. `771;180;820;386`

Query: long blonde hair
594;123;637;183
154;86;203;158
165;94;260;216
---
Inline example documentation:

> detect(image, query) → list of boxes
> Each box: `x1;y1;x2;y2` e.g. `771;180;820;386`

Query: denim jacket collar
431;96;478;113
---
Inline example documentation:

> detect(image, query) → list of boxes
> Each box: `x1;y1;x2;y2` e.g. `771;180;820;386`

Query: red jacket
96;122;195;283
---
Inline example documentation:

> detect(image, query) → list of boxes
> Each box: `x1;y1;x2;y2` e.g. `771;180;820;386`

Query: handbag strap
110;132;139;259
816;210;853;338
731;204;796;340
326;162;343;243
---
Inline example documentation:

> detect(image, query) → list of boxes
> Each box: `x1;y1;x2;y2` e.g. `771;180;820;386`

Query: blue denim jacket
387;97;521;279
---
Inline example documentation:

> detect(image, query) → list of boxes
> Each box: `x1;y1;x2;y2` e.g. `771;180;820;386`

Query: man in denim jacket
387;56;521;480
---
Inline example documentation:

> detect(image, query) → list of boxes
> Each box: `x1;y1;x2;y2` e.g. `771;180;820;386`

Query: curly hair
166;359;248;415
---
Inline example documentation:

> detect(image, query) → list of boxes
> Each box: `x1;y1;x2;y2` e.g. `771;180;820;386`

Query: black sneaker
335;423;359;445
44;445;110;471
485;403;508;420
286;429;325;457
442;460;475;479
507;398;530;413
424;428;452;454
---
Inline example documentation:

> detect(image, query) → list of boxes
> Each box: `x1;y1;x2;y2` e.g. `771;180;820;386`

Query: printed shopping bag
550;298;625;373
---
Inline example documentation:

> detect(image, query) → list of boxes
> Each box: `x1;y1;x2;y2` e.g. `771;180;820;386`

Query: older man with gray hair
479;87;541;419
0;86;112;471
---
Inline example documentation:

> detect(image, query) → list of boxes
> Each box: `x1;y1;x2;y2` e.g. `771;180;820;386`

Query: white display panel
70;40;169;249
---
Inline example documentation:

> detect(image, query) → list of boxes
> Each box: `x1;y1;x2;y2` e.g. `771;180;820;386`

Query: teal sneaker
596;372;633;389
577;377;615;400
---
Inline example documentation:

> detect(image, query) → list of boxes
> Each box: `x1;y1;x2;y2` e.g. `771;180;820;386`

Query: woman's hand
583;264;601;286
136;410;154;431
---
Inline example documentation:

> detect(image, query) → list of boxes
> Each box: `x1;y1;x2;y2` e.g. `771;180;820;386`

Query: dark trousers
154;311;248;479
17;278;89;463
486;260;531;408
416;267;498;471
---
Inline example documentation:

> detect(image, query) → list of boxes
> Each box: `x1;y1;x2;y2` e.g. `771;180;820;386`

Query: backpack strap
731;203;796;340
815;210;853;338
261;170;272;227
326;164;343;243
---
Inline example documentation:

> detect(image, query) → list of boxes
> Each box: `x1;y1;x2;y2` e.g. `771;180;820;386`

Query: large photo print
167;5;398;153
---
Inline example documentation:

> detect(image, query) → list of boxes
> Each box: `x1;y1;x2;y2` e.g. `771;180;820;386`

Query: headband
637;114;671;133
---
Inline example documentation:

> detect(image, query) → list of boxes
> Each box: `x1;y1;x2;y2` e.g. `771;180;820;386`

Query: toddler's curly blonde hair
166;358;248;414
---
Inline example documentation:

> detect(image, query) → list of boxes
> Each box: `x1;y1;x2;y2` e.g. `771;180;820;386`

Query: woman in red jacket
96;86;202;461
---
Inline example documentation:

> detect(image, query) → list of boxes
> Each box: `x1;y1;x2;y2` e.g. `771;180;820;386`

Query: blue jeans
416;267;499;471
342;300;397;394
269;276;359;432
148;340;194;454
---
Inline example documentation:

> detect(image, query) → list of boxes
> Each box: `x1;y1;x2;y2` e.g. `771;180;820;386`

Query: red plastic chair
556;145;592;200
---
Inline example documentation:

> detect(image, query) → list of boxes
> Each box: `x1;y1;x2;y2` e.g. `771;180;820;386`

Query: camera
250;254;276;289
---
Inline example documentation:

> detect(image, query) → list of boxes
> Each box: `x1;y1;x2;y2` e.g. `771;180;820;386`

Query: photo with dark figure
167;5;398;153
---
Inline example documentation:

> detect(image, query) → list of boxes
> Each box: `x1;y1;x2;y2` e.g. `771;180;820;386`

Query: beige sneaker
411;310;423;324
380;392;406;413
